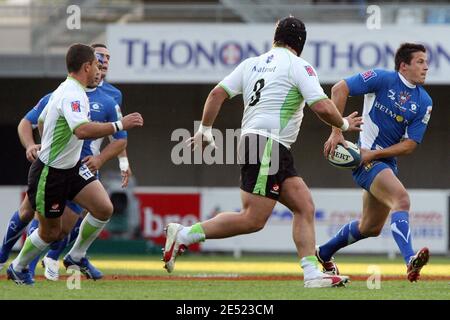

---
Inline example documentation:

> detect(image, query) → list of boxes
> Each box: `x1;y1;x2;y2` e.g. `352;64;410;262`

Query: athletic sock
67;213;108;261
0;211;29;263
318;220;367;262
390;211;415;264
178;223;206;245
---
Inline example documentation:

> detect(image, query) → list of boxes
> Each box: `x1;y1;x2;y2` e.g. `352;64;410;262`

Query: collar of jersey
85;86;97;93
397;72;416;89
67;76;86;89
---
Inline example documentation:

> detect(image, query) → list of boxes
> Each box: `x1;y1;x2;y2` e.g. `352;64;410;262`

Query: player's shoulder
100;91;119;109
360;68;393;82
103;81;122;94
417;86;432;105
39;92;53;105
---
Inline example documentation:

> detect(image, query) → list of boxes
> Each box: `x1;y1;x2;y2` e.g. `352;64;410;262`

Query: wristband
119;157;129;172
115;121;123;131
198;124;212;135
340;118;349;131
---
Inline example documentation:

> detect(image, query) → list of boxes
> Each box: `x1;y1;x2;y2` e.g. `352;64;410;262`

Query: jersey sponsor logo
373;101;409;124
360;69;377;82
304;65;316;76
90;102;102;113
422;106;432;124
251;65;276;73
387;89;396;101
266;54;274;64
409;102;418;114
71;100;81;112
398;91;411;105
270;183;280;195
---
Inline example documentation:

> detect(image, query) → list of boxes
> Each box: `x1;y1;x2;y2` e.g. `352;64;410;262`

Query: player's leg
40;203;82;281
63;180;112;280
163;190;276;273
27;217;41;278
162;134;277;273
279;176;349;288
8;159;66;285
8;213;61;285
369;169;429;281
0;195;35;269
317;187;390;264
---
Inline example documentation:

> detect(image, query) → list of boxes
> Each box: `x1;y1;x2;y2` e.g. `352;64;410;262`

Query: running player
163;17;362;288
316;43;431;282
6;43;143;285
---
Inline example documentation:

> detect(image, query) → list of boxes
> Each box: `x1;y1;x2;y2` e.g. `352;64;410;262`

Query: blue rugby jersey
98;80;122;108
345;69;432;166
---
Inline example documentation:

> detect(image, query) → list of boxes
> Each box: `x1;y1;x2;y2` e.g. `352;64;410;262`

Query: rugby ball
327;141;361;169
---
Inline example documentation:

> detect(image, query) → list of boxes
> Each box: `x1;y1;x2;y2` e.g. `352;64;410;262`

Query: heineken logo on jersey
71;100;81;112
304;65;316;76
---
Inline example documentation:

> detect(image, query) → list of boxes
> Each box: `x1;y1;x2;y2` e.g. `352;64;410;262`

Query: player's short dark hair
66;43;95;73
91;43;108;49
394;43;426;71
273;16;307;56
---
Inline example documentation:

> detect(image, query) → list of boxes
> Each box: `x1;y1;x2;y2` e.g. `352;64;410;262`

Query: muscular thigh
369;168;407;209
72;180;112;214
241;190;276;225
360;190;390;231
278;176;314;214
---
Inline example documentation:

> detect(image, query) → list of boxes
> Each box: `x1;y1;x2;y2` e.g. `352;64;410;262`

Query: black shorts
27;159;97;218
239;134;298;200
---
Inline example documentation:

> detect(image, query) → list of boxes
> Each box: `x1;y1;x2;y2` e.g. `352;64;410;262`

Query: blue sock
390;211;415;264
47;218;82;260
318;220;367;262
0;211;29;263
27;219;41;277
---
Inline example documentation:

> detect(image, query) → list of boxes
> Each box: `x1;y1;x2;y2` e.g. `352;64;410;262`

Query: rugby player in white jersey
163;17;363;288
7;43;143;285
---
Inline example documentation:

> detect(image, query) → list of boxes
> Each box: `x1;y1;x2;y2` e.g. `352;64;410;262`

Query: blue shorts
65;201;84;215
352;160;398;191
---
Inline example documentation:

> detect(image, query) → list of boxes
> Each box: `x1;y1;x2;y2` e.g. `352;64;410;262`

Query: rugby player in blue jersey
316;43;432;282
92;43;133;187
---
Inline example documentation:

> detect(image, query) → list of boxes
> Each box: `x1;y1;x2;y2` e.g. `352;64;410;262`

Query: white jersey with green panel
219;47;328;148
38;77;90;169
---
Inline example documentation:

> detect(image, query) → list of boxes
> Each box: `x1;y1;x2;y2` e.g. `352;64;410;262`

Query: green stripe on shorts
36;165;49;216
252;138;273;197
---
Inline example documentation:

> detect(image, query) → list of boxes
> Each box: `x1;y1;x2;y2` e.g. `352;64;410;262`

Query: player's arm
187;85;228;150
324;70;384;158
82;138;127;173
360;139;417;165
74;113;143;139
18;118;40;162
117;148;132;188
188;60;246;150
323;80;352;157
295;64;362;136
309;98;361;132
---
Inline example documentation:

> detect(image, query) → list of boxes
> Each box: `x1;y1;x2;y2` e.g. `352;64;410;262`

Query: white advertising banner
201;188;449;254
107;24;450;84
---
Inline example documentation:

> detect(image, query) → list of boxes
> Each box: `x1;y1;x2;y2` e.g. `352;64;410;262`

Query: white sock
67;213;108;261
13;229;49;271
178;223;205;246
300;256;323;280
